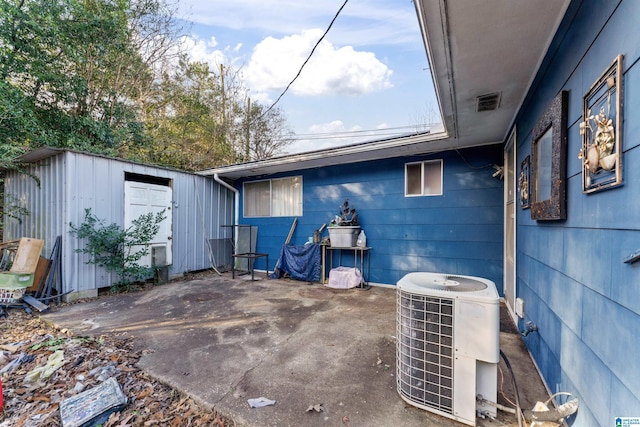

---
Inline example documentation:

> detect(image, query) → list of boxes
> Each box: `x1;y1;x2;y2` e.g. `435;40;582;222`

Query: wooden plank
0;240;20;250
28;256;50;292
0;240;20;270
10;238;44;274
21;295;49;313
285;218;297;245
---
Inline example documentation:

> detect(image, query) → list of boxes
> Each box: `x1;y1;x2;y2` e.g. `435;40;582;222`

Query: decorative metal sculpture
579;55;623;193
332;199;359;226
519;155;530;209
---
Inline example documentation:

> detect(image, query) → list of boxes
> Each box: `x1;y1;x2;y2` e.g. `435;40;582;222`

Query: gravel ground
0;299;235;427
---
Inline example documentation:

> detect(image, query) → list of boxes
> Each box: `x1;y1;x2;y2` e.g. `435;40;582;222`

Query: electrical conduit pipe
214;173;239;227
214;174;240;273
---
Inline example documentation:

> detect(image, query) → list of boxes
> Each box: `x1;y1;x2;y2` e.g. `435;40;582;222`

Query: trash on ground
0;344;21;353
526;396;580;426
89;362;119;381
59;376;127;427
248;397;276;408
306;403;324;412
24;349;65;383
0;352;33;374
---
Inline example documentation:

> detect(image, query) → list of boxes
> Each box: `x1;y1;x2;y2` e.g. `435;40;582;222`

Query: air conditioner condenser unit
396;272;500;426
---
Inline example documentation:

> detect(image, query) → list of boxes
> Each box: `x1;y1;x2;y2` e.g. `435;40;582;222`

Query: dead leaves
136;385;154;400
0;309;233;426
27;394;51;403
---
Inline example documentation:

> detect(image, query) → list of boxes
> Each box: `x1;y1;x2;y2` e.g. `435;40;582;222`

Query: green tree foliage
138;60;236;170
0;0;180;153
0;0;292;171
69;208;166;289
241;102;294;162
141;61;293;170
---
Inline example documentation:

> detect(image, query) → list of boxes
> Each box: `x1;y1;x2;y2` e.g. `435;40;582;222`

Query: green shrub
70;208;166;290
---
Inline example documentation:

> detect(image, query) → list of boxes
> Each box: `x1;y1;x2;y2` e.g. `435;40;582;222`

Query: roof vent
476;92;501;112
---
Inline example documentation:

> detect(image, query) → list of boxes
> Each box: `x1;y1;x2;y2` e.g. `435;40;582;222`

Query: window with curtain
244;176;302;217
405;160;443;196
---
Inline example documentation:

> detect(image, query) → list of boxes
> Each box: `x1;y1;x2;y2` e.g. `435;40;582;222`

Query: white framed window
244;176;303;217
405;159;443;196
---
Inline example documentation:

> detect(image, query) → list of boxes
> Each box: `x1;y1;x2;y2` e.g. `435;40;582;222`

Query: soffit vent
476;92;501;112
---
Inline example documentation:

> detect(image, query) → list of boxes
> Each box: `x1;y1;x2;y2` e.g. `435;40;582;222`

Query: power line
287;126;437;143
292;123;434;139
290;131;420;142
257;0;350;121
291;132;411;142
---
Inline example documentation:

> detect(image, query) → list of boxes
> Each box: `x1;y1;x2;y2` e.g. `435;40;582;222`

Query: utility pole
220;64;225;125
245;97;251;161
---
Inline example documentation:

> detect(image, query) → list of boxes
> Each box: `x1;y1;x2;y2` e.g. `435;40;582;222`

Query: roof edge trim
198;128;449;177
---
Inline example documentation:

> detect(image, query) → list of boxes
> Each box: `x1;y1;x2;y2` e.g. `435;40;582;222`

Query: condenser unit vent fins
397;291;455;414
476;92;501;112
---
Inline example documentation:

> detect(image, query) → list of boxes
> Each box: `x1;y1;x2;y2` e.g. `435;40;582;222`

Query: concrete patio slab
43;273;549;427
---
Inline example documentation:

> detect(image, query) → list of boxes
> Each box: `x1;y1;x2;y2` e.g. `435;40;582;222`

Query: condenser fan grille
397;290;454;414
430;275;488;292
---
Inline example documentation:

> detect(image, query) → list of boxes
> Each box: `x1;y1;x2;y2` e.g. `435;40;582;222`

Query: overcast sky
175;0;440;154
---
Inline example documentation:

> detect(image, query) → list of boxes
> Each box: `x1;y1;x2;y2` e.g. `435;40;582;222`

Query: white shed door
124;181;173;267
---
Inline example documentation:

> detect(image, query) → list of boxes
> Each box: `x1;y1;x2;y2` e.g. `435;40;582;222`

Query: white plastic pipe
214;173;239;226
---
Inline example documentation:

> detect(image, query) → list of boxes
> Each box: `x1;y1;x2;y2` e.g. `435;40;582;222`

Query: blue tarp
271;243;321;282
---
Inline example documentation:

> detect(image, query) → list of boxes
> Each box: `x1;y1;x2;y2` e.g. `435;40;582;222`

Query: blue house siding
515;0;640;424
236;145;504;291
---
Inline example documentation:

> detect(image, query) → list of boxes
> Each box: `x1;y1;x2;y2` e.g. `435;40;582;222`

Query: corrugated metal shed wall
3;150;234;293
3;151;66;254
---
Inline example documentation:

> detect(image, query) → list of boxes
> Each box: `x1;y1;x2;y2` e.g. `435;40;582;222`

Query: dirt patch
297;287;337;300
181;291;224;304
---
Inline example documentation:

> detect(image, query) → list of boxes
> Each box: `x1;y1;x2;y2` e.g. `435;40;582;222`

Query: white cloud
177;0;420;47
243;29;392;97
308;120;361;135
179;35;245;70
181;36;222;64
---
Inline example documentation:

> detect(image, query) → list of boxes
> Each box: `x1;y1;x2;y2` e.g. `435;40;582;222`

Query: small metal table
322;245;371;289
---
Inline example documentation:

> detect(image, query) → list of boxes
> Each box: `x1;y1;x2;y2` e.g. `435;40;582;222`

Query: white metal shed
2;147;234;299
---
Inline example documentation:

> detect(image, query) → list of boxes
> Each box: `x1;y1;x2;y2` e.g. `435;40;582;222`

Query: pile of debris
0;309;233;426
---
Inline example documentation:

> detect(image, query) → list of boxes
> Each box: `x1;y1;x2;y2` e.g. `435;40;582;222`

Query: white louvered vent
476;92;501;112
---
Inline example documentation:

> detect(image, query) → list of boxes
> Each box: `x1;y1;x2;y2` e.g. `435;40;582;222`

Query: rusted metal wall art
579;54;623;193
